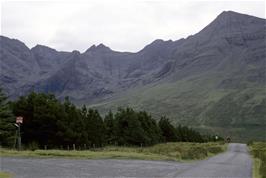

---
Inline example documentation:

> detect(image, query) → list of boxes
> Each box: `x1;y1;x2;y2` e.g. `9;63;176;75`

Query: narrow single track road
0;143;252;178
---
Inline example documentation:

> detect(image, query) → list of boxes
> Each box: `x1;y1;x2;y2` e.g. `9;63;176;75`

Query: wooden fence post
73;144;76;150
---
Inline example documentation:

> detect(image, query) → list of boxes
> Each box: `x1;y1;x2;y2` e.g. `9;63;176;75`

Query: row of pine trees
0;90;221;149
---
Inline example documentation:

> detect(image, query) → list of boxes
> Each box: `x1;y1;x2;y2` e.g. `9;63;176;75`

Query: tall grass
249;142;266;178
102;142;226;160
1;142;226;161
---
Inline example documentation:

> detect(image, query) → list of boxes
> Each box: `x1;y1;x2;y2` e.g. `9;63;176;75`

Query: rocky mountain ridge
1;11;265;140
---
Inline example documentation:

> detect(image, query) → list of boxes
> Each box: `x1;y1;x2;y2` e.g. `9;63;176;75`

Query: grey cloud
1;0;265;52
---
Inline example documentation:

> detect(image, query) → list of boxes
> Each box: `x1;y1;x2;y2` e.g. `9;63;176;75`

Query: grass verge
1;142;226;161
253;158;262;178
249;142;266;178
0;172;13;178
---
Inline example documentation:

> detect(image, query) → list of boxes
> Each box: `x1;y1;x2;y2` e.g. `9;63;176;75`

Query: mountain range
1;11;265;141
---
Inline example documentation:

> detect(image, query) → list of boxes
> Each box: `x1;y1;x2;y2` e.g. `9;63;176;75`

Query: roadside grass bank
1;142;226;161
0;172;13;178
249;142;266;178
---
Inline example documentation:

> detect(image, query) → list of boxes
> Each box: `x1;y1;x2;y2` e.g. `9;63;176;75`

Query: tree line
0;90;222;149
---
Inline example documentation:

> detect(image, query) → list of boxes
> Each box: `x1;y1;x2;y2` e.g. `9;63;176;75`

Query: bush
28;142;39;151
260;152;266;178
181;146;208;160
207;146;223;154
247;140;253;146
250;142;266;178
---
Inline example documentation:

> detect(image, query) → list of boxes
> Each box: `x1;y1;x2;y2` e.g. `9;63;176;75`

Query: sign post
16;116;23;151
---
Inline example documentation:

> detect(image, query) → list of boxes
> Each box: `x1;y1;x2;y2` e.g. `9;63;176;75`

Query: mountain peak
85;43;111;53
214;10;263;23
219;10;240;16
72;50;80;55
31;44;57;52
195;10;265;40
217;11;246;20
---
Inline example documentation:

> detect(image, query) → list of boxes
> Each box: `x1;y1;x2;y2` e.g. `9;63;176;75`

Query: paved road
0;143;252;178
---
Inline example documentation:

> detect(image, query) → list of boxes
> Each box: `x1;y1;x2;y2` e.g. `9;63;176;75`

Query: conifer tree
104;111;116;145
158;116;178;142
0;88;15;147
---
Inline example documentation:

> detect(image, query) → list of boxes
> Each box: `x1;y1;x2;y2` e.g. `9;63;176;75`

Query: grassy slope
249;142;266;178
0;142;226;161
90;73;266;142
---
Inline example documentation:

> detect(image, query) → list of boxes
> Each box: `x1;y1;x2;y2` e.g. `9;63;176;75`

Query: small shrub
181;147;208;160
247;140;253;146
250;142;266;178
260;152;266;178
28;142;39;151
207;146;223;154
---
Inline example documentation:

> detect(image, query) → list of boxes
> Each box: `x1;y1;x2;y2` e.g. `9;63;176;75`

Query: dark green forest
0;90;222;149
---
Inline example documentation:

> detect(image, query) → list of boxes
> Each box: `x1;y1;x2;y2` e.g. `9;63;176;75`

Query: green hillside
90;73;266;142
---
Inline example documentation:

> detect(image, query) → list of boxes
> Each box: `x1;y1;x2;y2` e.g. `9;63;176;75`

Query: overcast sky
1;0;265;52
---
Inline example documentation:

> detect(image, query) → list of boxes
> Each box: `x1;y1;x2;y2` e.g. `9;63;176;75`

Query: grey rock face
0;11;265;103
